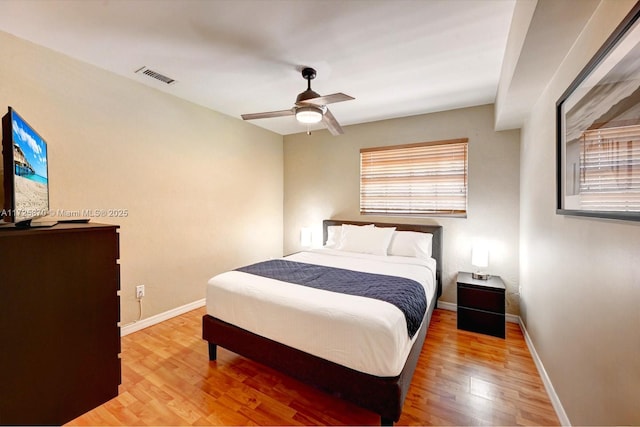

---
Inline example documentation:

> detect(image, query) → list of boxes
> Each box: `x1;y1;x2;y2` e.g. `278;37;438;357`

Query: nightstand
457;272;506;338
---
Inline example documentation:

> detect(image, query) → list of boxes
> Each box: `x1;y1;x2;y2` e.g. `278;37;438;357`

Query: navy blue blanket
236;259;426;338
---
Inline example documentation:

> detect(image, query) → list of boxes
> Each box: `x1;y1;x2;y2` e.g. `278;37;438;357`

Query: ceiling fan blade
323;108;344;136
241;109;294;120
300;93;355;106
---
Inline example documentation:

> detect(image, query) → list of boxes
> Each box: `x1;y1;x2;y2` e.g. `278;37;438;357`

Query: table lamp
471;244;490;280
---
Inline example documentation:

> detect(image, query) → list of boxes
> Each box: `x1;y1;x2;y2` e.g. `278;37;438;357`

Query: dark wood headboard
322;219;443;299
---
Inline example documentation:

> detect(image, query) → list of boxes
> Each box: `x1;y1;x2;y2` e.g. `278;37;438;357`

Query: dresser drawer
457;306;505;338
458;285;505;314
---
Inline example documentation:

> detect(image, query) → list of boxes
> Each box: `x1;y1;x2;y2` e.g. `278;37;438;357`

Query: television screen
2;107;50;223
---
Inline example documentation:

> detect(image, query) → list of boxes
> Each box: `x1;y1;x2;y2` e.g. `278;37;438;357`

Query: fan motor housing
296;89;321;104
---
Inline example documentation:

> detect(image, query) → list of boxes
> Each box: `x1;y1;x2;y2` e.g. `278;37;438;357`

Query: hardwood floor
67;308;559;426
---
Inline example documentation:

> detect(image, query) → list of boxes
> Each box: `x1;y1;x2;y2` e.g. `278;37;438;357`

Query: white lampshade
471;244;489;268
471;244;490;280
295;106;323;124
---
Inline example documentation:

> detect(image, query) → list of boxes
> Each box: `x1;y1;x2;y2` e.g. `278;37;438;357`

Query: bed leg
380;416;393;426
208;342;217;361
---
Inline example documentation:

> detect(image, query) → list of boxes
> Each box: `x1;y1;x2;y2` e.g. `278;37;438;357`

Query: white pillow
388;231;433;259
337;224;395;256
325;224;374;247
324;225;343;248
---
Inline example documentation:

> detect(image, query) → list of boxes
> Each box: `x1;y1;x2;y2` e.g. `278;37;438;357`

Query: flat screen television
1;107;50;224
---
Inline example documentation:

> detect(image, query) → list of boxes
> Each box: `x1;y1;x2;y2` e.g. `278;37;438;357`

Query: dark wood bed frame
202;220;443;425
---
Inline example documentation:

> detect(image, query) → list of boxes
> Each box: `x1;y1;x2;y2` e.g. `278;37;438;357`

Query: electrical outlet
136;285;145;299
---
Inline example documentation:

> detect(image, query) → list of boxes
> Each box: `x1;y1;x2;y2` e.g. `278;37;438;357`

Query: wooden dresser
0;223;121;425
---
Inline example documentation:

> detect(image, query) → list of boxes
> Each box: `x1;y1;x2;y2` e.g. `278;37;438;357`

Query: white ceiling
0;0;600;136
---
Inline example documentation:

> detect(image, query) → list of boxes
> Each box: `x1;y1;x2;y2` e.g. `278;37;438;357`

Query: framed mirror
557;3;640;221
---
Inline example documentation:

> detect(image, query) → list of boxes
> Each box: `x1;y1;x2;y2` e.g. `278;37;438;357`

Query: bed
202;219;442;425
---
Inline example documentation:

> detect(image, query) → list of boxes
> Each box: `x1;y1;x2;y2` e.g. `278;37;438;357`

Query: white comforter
206;248;436;377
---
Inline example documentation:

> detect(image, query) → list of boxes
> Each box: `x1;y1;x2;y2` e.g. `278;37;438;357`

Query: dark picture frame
556;3;640;221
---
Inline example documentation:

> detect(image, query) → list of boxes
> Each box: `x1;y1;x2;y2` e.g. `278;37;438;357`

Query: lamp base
472;272;490;280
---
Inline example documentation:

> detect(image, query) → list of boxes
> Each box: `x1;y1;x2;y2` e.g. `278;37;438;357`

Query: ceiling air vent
135;66;176;85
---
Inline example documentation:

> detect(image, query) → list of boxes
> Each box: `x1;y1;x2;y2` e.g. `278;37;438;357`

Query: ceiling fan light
295;106;323;124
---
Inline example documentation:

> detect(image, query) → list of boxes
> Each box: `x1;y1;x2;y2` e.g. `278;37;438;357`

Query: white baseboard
438;301;569;425
120;298;206;336
518;318;571;426
437;300;457;312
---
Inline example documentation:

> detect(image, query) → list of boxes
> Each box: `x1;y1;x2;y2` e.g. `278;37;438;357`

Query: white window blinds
360;138;468;216
579;125;640;211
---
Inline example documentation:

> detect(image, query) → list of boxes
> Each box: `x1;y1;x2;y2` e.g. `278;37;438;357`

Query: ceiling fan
241;67;355;136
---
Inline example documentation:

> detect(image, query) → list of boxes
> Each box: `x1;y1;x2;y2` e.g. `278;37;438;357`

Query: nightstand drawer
457;307;505;338
458;285;504;314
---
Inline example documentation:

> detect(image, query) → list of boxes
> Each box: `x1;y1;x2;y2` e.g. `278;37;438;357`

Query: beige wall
519;0;640;424
0;31;284;324
283;104;521;313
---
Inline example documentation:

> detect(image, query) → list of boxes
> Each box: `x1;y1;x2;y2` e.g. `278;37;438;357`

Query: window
360;138;468;217
578;124;640;211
